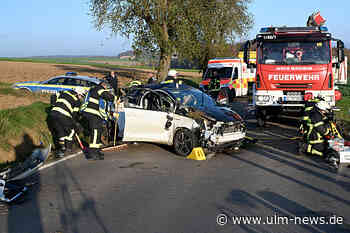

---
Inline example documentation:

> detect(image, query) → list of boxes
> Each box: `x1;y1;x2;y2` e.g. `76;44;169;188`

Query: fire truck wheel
217;88;233;105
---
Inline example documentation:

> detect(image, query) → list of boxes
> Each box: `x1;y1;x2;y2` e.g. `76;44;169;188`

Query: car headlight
263;95;270;102
257;95;264;102
256;95;270;102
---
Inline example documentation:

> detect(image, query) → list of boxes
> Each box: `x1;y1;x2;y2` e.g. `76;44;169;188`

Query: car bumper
210;131;246;145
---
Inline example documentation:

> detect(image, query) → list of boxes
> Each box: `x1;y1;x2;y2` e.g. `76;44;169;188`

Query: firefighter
299;100;332;159
147;72;158;84
48;87;86;158
81;81;115;160
161;69;182;84
104;71;119;96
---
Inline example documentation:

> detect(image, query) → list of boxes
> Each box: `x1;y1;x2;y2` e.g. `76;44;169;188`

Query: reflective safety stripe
97;89;109;95
83;108;101;117
306;125;313;139
90;129;102;148
66;129;75;141
311;149;323;156
305;107;313;111
52;107;72;118
89;97;99;105
307;145;312;153
56;99;74;113
314;122;324;127
309;139;324;144
59;138;65;143
324;128;330;135
66;92;78;101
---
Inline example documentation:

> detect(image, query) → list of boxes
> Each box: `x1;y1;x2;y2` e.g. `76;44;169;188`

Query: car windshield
204;67;232;80
168;88;216;108
259;41;330;65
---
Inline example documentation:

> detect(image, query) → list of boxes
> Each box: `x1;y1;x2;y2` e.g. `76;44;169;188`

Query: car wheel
217;88;233;105
173;128;194;156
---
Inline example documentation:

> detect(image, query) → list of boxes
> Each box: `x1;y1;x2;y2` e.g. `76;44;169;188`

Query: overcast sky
0;0;348;57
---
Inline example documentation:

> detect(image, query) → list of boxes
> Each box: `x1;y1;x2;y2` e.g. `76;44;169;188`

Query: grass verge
0;102;52;161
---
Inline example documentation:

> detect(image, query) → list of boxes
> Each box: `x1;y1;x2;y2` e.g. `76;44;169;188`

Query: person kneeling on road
48;87;86;158
81;81;115;160
299;100;334;162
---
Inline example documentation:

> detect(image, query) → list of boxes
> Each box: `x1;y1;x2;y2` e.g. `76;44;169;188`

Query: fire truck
199;55;256;104
243;14;347;126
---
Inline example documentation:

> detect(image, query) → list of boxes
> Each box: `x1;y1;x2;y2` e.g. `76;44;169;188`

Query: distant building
119;55;135;60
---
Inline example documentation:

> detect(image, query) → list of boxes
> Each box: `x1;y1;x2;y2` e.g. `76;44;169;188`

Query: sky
0;0;348;57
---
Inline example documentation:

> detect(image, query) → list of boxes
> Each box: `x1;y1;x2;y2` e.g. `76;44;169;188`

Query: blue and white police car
12;72;103;94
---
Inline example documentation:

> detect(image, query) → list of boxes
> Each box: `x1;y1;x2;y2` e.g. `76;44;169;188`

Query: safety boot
56;145;66;158
65;141;73;153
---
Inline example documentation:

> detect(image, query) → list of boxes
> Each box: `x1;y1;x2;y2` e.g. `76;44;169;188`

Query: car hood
191;105;242;123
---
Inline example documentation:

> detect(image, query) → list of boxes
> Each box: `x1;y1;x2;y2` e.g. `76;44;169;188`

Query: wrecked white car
119;83;246;156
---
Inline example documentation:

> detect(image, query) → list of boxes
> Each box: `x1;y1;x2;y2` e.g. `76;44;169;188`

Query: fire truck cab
200;57;256;104
243;26;346;126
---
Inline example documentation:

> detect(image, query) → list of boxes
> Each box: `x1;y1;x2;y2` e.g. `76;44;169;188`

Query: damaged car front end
121;83;246;156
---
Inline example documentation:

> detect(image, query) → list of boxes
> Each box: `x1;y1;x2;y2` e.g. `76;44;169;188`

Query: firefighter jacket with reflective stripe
305;109;331;143
51;90;81;119
82;85;115;119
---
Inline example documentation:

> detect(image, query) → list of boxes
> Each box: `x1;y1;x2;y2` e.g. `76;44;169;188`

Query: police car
12;72;103;94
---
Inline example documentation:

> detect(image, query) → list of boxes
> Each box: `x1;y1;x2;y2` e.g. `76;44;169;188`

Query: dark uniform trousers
82;85;115;156
48;113;75;149
82;113;104;152
48;90;80;151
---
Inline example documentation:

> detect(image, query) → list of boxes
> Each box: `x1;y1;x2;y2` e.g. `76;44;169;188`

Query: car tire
173;128;195;156
217;88;233;105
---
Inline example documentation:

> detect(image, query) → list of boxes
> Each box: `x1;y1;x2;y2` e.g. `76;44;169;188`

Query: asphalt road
1;102;350;233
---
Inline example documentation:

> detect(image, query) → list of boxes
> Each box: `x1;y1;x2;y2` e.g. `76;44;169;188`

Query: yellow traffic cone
186;147;206;161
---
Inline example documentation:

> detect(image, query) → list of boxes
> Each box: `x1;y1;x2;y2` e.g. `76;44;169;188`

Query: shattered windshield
205;67;233;80
168;88;216;108
259;41;330;65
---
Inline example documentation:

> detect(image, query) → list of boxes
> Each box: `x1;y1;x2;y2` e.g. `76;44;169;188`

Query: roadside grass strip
0;102;52;152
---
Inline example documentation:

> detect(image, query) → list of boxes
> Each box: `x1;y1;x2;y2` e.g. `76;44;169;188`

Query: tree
89;0;253;80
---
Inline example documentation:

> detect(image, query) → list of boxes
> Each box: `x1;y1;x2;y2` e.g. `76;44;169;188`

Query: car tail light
304;92;313;101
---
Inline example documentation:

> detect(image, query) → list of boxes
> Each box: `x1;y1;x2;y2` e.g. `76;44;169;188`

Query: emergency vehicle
199;54;256;104
243;24;347;126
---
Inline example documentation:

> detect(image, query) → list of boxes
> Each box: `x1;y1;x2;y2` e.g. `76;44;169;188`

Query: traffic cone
186;147;206;160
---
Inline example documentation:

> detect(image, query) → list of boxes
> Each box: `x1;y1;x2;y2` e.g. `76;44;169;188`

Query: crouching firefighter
81;81;115;160
48;87;86;158
299;100;332;159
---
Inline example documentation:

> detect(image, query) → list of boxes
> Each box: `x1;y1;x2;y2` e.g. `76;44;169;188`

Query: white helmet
168;69;178;77
316;101;330;111
75;87;86;96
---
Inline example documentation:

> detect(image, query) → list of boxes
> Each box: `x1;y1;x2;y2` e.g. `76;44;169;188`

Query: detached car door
122;91;175;144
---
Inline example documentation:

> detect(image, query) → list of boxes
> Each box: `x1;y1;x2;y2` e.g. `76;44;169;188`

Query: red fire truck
243;25;346;126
